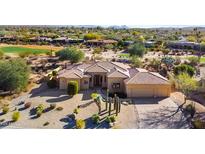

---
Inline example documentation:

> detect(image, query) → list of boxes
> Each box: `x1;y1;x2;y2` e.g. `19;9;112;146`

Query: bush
91;93;99;99
192;119;205;129
56;106;63;111
56;47;84;63
185;104;196;118
50;104;56;110
67;81;78;96
131;56;142;67
47;79;57;88
43;121;50;126
2;106;9;114
174;64;195;77
110;115;116;123
105;116;111;123
24;102;31;109
76;119;86;129
84;33;101;40
36;104;44;117
128;43;146;57
0;119;5;122
188;56;199;66
0;50;4;59
92;114;100;124
73;108;79;114
18;51;32;58
12;112;20;122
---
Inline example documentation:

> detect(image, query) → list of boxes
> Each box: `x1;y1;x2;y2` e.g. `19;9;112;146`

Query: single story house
57;61;171;98
85;39;118;46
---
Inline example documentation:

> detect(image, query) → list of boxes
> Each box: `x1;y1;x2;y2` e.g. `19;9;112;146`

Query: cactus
108;97;112;116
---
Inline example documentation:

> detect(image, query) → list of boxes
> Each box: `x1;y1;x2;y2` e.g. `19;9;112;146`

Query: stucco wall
107;77;126;93
80;78;89;90
59;77;80;90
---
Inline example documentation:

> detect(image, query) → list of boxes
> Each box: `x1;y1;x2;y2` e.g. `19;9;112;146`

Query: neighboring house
85;39;118;46
167;41;200;50
57;61;171;98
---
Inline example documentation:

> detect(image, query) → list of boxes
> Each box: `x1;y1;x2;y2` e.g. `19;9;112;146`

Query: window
84;80;88;85
112;83;120;89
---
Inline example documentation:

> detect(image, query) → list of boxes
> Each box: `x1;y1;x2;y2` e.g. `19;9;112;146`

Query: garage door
130;87;154;97
127;85;170;98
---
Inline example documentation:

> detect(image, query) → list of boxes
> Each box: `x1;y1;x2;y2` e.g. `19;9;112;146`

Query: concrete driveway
133;97;190;129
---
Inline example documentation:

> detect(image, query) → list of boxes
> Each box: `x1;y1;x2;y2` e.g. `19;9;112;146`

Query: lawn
0;46;51;54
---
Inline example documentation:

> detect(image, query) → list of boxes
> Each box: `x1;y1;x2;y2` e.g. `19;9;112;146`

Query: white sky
0;0;204;27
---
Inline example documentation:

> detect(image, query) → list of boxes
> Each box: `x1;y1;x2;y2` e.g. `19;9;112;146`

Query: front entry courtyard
0;84;190;129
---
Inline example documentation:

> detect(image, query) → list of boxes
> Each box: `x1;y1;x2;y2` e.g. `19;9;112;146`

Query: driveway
133;97;190;129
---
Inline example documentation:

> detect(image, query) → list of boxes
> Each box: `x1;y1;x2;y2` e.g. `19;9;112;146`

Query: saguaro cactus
108;97;112;116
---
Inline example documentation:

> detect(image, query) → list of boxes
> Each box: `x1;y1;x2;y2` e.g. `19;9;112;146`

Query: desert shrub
92;114;100;124
18;51;32;58
2;106;9;114
47;79;57;88
36;104;44;117
67;81;78;96
24;102;31;109
0;50;4;59
185;104;196;118
73;108;79;114
91;93;99;99
105;116;111;123
50;104;56;110
69;113;76;120
43;121;50;126
110;115;116;122
93;47;101;54
12;112;20;122
56;106;63;111
131;56;142;67
56;47;84;63
174;64;195;77
128;43;146;57
0;119;5;122
192;119;205;129
188;56;199;66
84;33;101;40
76;119;86;129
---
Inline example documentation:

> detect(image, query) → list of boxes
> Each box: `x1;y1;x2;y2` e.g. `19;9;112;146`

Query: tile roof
125;70;169;85
58;61;170;85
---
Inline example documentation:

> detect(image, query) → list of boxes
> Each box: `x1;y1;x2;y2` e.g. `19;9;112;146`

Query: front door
94;75;102;87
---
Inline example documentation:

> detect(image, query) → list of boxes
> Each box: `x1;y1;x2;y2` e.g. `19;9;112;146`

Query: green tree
174;64;195;77
0;58;30;92
175;73;197;104
84;33;101;40
128;43;146;57
56;47;84;64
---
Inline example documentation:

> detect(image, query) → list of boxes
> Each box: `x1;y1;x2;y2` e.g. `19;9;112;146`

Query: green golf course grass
0;46;50;54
